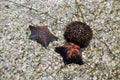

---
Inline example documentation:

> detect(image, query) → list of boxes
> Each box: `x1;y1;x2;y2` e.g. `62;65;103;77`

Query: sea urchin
64;21;93;48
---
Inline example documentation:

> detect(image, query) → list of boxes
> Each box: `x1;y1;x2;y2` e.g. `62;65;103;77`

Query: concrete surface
0;0;120;80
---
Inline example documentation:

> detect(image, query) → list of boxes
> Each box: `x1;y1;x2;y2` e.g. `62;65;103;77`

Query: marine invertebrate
55;42;83;65
64;21;93;48
29;25;58;48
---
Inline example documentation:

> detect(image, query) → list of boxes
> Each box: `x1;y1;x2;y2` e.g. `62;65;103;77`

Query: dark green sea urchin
64;21;93;48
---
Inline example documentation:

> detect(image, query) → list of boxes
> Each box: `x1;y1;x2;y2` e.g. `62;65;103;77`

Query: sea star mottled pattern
55;42;83;65
29;25;58;48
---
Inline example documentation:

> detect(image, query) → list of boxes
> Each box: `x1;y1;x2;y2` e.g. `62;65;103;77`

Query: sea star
55;42;83;65
29;25;58;48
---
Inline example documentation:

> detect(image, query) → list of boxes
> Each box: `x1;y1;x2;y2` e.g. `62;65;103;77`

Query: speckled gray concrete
0;0;120;80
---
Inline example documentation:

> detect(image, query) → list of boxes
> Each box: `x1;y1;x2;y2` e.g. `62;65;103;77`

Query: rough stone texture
0;0;120;80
